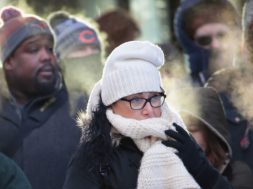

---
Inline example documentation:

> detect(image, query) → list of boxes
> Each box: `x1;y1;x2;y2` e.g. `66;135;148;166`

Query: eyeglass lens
130;95;165;110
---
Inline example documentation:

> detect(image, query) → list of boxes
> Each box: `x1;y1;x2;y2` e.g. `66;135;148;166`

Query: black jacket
64;137;142;189
64;136;236;189
0;86;82;189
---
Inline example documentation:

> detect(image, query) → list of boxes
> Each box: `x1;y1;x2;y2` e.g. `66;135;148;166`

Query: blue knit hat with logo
0;6;53;63
48;11;101;60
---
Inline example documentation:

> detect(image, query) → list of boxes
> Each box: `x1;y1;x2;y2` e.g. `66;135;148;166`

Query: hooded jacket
180;87;253;188
174;0;240;86
206;67;253;172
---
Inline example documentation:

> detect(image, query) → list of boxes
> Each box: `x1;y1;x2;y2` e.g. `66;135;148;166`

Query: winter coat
63;129;234;189
174;0;239;86
64;137;142;189
206;68;253;173
0;152;32;189
0;86;83;189
180;87;253;188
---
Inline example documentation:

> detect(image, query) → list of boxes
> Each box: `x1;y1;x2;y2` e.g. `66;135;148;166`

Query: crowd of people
0;0;252;189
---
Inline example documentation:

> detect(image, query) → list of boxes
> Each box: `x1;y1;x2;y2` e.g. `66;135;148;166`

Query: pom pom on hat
101;40;164;105
0;6;53;63
1;6;22;23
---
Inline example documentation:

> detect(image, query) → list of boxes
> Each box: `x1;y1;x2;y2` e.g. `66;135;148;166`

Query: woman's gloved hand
162;123;225;189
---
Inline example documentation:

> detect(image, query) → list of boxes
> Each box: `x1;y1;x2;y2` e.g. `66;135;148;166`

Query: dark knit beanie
182;0;240;39
48;11;100;60
0;6;53;63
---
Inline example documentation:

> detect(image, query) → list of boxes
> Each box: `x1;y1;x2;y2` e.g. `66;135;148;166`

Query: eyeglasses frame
120;93;166;110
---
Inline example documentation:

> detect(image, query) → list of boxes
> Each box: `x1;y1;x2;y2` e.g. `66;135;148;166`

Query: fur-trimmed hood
77;109;123;147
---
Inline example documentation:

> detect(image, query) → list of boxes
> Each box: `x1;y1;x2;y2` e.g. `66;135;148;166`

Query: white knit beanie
101;41;164;106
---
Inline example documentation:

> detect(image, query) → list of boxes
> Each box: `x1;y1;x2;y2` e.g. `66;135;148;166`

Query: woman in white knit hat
63;41;233;189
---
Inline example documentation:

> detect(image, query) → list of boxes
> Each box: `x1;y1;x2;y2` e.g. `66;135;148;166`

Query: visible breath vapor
230;66;253;124
161;57;200;118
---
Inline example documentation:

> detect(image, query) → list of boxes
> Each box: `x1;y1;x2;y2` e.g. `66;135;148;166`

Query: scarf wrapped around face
106;104;200;189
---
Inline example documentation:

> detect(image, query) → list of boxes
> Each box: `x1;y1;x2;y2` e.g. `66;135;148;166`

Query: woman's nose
141;102;155;116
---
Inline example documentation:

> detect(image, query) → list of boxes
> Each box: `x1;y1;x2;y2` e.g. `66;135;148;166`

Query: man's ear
3;57;15;71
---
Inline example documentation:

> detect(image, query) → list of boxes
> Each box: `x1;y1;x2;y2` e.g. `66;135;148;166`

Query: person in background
174;0;241;86
48;11;104;110
0;152;32;189
180;0;253;174
0;6;81;189
63;41;233;189
96;9;140;57
243;0;253;66
205;62;253;173
178;87;253;188
203;0;253;173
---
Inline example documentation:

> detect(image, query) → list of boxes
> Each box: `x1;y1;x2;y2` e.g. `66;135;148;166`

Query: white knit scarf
106;104;200;189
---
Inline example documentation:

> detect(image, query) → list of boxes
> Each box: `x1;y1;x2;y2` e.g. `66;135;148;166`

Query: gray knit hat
101;40;164;106
48;11;100;60
0;6;53;63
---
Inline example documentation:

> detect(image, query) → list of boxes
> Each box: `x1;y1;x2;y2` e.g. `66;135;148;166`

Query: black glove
162;123;220;189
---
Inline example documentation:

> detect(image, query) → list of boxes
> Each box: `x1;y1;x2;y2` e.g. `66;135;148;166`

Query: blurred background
0;0;245;46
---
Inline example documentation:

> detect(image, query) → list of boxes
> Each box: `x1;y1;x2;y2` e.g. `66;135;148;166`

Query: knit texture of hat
101;41;164;106
48;11;100;60
0;6;53;63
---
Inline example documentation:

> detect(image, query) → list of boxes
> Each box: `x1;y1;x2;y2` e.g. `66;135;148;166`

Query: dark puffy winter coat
0;86;83;189
63;137;142;189
63;137;235;189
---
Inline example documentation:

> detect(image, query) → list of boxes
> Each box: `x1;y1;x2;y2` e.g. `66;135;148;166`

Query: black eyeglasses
120;93;166;110
194;31;227;47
